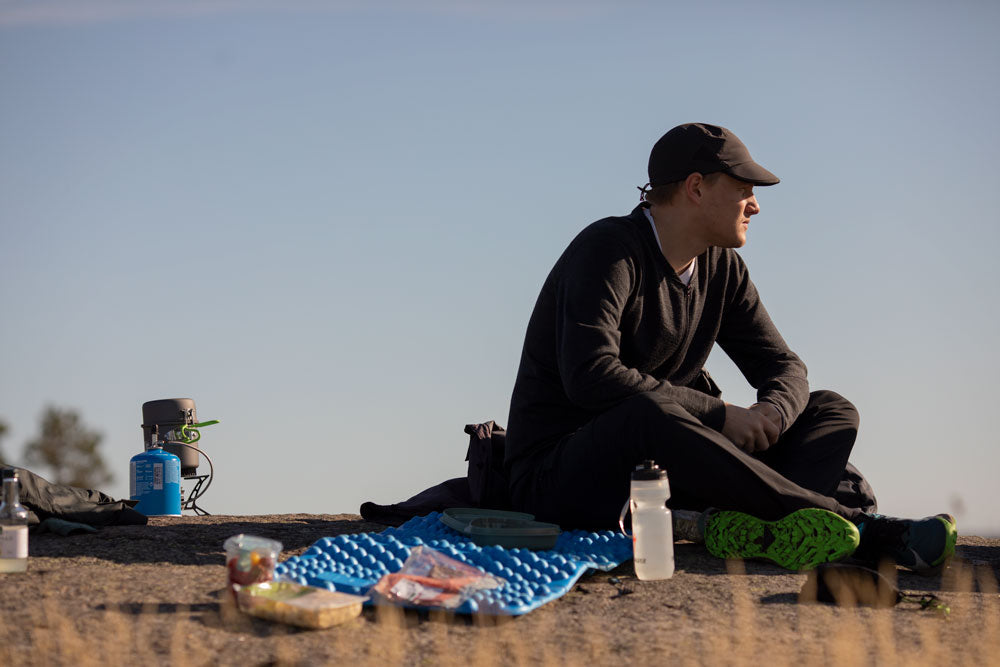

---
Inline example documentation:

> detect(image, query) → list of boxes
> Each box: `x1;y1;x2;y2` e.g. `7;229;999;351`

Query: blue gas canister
130;445;181;516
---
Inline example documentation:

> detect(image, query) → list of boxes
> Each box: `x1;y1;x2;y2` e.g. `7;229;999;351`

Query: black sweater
506;204;808;480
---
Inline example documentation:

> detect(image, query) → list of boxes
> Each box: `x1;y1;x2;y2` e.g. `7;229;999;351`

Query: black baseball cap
647;123;779;187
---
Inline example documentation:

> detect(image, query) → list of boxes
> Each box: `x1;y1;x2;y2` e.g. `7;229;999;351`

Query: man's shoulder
599;204;647;228
569;206;647;249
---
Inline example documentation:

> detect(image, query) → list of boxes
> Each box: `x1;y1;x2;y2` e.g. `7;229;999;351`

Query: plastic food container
236;581;368;628
439;508;561;549
223;534;282;596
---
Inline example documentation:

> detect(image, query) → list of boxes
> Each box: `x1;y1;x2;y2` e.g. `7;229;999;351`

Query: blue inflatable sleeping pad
274;512;633;615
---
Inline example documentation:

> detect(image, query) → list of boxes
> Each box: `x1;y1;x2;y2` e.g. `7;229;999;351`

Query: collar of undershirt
643;207;696;286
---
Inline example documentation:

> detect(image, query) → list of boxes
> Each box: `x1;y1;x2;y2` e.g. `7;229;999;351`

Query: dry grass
2;557;998;667
2;515;998;667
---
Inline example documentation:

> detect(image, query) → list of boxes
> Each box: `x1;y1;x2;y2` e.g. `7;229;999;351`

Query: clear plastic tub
223;534;282;596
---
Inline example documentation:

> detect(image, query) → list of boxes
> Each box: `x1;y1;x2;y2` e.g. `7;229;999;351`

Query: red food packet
370;546;504;610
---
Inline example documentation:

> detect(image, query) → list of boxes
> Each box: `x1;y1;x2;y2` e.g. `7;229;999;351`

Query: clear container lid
223;533;283;558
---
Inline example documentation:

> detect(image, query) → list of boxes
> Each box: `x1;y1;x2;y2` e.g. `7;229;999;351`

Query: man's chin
711;237;747;249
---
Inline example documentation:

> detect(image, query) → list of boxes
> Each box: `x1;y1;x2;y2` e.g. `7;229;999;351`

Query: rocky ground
1;513;997;666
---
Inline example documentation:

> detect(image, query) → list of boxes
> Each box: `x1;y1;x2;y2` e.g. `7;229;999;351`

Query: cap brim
727;161;780;186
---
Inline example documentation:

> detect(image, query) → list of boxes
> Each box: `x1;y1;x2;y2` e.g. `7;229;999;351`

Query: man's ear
683;172;704;204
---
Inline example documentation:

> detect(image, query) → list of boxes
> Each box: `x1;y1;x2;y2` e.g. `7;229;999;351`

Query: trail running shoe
703;508;860;571
854;513;957;575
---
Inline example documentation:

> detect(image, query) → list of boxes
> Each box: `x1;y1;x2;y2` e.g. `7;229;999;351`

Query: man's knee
807;389;860;430
609;392;711;450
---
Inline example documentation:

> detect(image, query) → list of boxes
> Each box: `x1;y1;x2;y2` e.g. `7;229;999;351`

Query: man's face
699;173;760;248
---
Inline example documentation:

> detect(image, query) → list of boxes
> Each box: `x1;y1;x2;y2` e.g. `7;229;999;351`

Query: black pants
509;390;877;531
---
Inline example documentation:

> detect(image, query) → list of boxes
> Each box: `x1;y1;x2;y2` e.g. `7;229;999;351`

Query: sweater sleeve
552;233;727;427
716;254;809;433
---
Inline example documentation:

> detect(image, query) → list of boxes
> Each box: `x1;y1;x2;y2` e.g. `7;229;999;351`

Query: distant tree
23;407;113;489
0;419;8;465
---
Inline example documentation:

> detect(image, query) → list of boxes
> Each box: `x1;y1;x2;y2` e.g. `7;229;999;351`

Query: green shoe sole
704;508;860;571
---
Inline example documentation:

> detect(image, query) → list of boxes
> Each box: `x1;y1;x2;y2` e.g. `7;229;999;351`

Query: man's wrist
754;401;784;432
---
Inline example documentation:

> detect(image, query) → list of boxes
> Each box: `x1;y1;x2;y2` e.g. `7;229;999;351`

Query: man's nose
746;196;760;216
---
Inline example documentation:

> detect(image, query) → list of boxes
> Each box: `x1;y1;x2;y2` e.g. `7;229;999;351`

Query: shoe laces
901;593;951;616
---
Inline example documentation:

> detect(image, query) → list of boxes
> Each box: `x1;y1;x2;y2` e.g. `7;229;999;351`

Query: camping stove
138;398;218;515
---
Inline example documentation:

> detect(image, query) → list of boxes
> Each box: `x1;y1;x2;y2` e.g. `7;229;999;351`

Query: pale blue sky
1;0;998;535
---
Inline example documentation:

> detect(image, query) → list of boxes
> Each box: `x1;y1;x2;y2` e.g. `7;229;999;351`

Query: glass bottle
0;468;29;573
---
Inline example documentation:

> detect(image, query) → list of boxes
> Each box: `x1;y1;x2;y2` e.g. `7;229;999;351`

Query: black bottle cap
631;459;667;481
1;468;18;481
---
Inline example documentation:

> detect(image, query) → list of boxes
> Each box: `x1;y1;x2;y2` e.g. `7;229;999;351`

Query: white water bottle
628;460;674;580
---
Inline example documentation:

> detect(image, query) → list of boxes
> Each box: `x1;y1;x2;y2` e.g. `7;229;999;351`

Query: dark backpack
6;466;147;527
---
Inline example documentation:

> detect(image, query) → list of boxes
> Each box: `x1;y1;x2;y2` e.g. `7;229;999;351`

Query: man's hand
722;403;780;454
749;402;782;434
